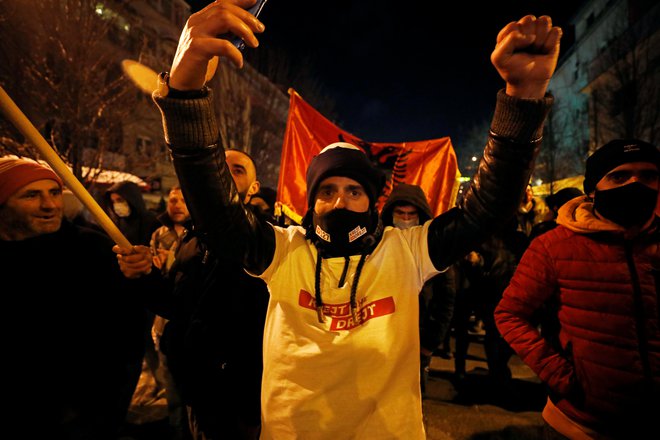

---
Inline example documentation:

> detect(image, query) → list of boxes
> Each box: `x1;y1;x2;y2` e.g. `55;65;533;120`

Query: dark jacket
139;216;269;436
0;220;147;439
381;183;455;350
418;266;457;351
381;183;433;225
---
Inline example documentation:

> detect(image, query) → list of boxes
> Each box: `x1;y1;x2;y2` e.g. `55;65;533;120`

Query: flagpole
0;85;133;249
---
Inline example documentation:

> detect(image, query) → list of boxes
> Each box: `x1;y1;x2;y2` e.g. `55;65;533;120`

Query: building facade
0;0;289;206
548;0;659;179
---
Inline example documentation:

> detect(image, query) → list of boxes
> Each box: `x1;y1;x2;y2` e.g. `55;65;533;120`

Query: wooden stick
0;85;133;249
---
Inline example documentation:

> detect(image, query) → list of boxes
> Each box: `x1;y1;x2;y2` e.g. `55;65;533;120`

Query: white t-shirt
257;221;440;439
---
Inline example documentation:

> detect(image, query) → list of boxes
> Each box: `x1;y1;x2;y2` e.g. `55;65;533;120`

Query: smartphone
224;0;269;51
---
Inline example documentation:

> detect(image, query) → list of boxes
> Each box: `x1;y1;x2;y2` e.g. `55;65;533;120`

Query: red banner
277;89;460;219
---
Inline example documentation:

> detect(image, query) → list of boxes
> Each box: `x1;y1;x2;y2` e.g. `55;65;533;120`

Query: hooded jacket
381;183;433;226
381;183;456;353
495;196;660;437
104;181;159;245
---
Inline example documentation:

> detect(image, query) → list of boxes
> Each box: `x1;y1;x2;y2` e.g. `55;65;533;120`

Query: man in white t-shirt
117;2;563;438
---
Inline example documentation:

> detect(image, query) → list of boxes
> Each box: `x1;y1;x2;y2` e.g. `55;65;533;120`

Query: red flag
277;89;460;219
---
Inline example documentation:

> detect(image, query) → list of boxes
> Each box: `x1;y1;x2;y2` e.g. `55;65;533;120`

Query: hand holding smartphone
205;1;268;83
224;0;269;51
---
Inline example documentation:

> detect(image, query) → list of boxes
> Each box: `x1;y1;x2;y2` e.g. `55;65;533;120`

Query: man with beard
495;139;660;439
117;148;269;440
118;2;562;438
151;185;192;275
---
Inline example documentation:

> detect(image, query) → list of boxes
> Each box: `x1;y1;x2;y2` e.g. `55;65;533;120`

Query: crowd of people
1;1;658;439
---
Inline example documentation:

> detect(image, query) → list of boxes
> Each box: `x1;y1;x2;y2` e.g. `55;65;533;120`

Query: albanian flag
277;89;460;219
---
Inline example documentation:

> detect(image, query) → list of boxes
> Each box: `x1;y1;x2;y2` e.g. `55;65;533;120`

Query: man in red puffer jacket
495;138;659;439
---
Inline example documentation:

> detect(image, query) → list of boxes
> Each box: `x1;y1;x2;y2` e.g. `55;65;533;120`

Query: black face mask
313;208;373;256
593;182;658;228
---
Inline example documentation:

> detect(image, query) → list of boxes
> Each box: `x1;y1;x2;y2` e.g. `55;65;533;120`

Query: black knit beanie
583;139;660;194
306;142;386;207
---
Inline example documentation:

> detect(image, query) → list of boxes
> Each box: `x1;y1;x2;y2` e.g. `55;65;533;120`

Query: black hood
104;181;149;214
381;183;433;226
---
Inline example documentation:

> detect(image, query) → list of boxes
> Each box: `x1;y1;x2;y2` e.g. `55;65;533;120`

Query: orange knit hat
0;157;63;205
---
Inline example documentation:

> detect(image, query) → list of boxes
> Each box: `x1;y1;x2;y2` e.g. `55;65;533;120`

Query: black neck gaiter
312;208;373;257
594;182;658;228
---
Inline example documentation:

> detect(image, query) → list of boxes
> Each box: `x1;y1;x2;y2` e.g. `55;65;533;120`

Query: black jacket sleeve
154;88;551;275
427;90;551;270
153;89;275;275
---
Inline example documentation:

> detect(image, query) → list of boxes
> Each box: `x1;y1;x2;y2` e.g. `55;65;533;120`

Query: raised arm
153;0;274;274
168;0;264;90
428;15;561;270
494;15;562;99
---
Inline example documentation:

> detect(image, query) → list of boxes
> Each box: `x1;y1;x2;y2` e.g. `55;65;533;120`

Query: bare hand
113;245;153;279
153;248;170;270
169;0;265;90
491;15;562;99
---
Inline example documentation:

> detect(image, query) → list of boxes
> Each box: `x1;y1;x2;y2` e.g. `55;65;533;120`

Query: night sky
187;1;585;154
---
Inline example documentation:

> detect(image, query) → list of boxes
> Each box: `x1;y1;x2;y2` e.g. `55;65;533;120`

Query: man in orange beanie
0;157;63;239
0;156;147;439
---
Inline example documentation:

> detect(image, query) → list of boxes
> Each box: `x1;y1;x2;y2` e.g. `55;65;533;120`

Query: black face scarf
593;182;659;228
312;208;374;257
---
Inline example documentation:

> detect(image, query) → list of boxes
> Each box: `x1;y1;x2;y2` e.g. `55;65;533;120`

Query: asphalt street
120;332;549;440
422;333;548;440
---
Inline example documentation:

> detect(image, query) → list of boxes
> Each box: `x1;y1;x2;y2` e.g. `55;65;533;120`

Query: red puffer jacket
495;197;660;436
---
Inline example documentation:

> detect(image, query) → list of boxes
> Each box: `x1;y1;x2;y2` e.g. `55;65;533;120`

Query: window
136;136;153;155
